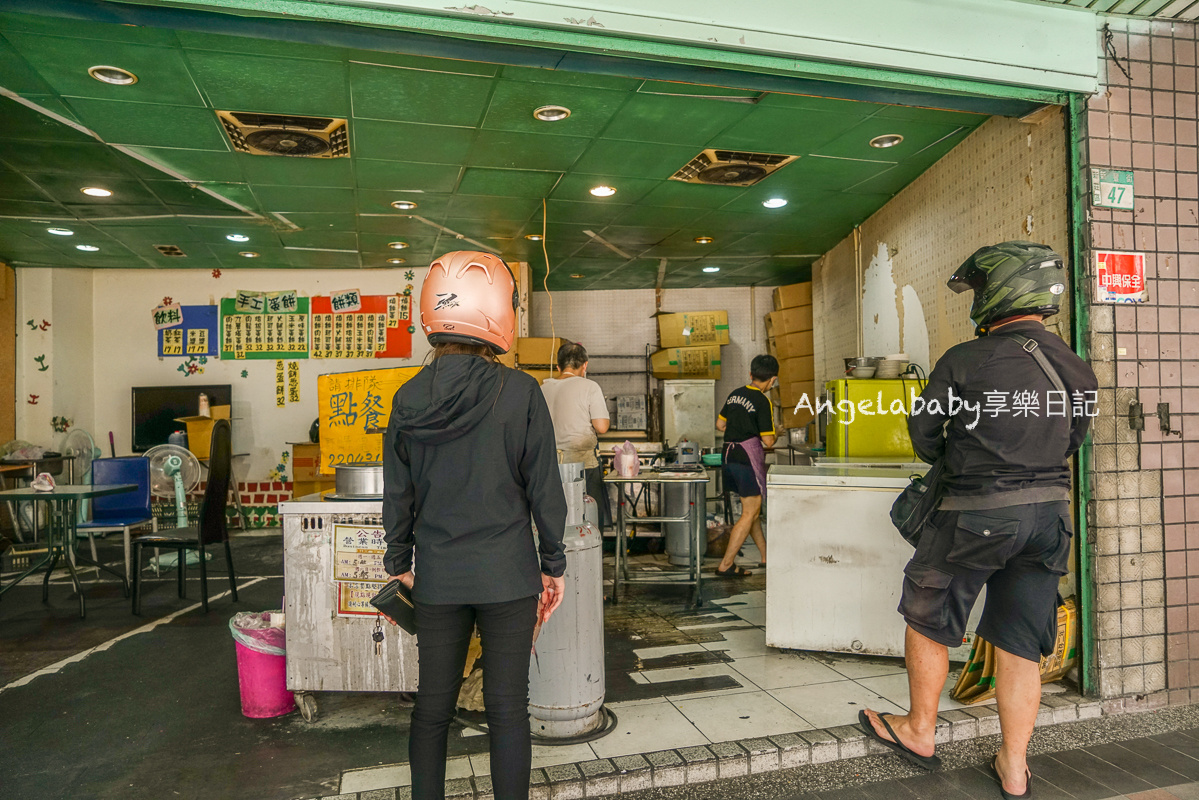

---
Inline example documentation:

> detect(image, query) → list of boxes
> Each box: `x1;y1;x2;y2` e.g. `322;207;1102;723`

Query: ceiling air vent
155;244;186;257
217;111;349;158
670;149;798;187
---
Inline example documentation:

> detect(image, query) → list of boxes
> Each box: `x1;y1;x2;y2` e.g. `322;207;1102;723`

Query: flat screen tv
131;384;232;452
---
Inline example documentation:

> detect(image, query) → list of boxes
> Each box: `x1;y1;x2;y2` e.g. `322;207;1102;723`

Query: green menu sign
1091;169;1134;210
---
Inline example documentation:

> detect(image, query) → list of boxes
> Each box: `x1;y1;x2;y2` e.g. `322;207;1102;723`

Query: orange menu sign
316;365;422;475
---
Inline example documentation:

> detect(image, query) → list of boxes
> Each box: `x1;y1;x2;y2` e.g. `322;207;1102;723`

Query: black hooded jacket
382;354;567;605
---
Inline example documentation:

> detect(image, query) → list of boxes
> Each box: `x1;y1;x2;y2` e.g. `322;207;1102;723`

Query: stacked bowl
874;353;908;379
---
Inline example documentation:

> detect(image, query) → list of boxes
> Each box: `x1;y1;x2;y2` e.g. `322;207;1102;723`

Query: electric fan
61;428;101;522
145;444;201;526
143;444;206;570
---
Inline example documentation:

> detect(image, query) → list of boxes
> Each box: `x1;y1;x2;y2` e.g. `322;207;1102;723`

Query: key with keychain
372;612;385;655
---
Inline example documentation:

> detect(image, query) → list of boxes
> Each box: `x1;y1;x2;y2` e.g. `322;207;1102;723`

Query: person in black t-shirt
714;354;778;577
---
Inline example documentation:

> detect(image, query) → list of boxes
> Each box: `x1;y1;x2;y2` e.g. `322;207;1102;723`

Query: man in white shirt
540;342;611;528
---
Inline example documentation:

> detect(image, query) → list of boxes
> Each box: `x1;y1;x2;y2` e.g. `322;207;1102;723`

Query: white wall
15;268;94;449
529;286;774;415
18;267;422;480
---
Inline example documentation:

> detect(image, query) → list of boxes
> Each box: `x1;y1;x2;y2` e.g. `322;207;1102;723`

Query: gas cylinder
528;462;606;738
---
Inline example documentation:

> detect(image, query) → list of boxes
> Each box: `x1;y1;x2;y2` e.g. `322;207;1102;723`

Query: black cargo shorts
897;501;1072;662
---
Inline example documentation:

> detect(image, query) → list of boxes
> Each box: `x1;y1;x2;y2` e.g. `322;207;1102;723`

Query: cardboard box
766;336;778;357
778;355;815;381
498;349;516;368
290;442;321;482
780;380;815;409
292;478;336;499
766;305;813;337
781;406;816;431
657;310;730;348
774;330;814;360
650;346;721;380
616;395;647;430
772;282;813;311
174;405;230;459
521;369;555;385
516;337;564;367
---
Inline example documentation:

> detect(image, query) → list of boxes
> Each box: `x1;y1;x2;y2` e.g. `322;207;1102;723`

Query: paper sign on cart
1095;250;1148;304
332;523;388;616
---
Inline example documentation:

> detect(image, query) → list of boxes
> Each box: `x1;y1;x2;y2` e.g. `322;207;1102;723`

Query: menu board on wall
219;297;310;360
310;294;411;360
316;366;422;475
158;305;218;357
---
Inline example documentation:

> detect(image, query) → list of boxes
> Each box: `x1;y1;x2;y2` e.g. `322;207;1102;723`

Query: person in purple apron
714;354;778;577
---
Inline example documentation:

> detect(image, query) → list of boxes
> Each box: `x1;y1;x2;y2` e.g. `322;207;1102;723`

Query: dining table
0;484;135;618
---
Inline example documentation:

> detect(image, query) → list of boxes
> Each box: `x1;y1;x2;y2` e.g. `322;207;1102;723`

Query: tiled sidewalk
785;728;1199;799
336;552;1076;798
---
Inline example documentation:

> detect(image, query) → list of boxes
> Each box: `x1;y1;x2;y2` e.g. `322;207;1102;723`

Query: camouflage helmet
947;241;1067;330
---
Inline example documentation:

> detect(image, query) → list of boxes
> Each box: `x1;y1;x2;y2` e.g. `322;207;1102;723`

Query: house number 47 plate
1091;169;1134;210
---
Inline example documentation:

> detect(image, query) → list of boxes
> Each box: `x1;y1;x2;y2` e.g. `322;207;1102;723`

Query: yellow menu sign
316;366;422;475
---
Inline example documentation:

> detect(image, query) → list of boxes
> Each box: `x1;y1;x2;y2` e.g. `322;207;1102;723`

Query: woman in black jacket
382;250;567;800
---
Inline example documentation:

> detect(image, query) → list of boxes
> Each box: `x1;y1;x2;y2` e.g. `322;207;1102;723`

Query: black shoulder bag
889;331;1066;548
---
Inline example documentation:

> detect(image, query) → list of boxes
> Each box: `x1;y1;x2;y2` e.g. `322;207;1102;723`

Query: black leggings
410;595;538;800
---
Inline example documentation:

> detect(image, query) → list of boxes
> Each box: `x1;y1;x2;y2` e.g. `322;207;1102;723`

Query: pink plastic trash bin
229;611;293;718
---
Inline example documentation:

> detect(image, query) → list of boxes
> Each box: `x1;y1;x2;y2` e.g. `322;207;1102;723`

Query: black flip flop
989;755;1033;799
857;710;942;771
714;565;752;578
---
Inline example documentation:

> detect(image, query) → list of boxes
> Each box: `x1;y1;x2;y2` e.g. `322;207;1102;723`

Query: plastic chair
132;419;238;614
77;457;157;583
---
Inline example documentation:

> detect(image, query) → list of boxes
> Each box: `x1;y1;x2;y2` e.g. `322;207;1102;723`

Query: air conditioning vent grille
155;244;186;257
217;110;349;159
670;148;798;186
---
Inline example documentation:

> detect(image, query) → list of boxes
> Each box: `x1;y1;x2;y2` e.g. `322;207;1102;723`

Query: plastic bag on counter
229;610;287;655
613;441;640;478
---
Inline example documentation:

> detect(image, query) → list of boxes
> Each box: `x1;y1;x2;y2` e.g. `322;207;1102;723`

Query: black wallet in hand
370;579;417;635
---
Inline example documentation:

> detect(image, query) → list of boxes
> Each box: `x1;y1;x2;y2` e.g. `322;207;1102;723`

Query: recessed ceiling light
226;233;250;242
386;258;406;265
694;236;714;245
570;273;585;279
525;234;544;241
81;187;112;197
76;244;100;252
870;134;904;148
391;200;418;211
703;266;720;273
388;241;409;250
88;65;138;85
239;251;259;258
589;185;616;198
534;105;571;122
762;198;788;209
48;228;74;236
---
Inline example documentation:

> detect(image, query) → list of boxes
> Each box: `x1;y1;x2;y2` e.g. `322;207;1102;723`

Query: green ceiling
1027;0;1199;18
0;9;988;290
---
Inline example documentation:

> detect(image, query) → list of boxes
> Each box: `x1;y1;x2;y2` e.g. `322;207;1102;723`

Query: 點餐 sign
316;366;422;475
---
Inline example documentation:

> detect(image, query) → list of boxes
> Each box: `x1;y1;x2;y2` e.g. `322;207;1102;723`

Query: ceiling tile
350;61;493;127
3;33;204;106
592;224;679;247
0;96;90;142
284;248;361;268
0;36;54;95
279;212;357;231
549;173;657;205
813;120;968;161
499;65;640;91
354;211;445;234
636;180;746;210
349;51;499;77
236;151;354;188
351;118;475;164
711;107;863;155
609;204;702;228
187;51;349;117
457;167;562;198
279;229;358;250
27;173;155;205
481;80;628;138
0;11;179;45
601;93;755;146
571;139;699;180
0;168;49;202
441;217;529;239
122;146;247;183
65;98;230;150
446;193;541;222
252;185;354;213
0;199;68;217
179;30;344;61
355;160;461;192
465;130;590;171
354;190;453;219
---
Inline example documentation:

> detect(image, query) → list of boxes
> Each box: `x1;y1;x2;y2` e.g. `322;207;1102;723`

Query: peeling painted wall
813;110;1071;388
